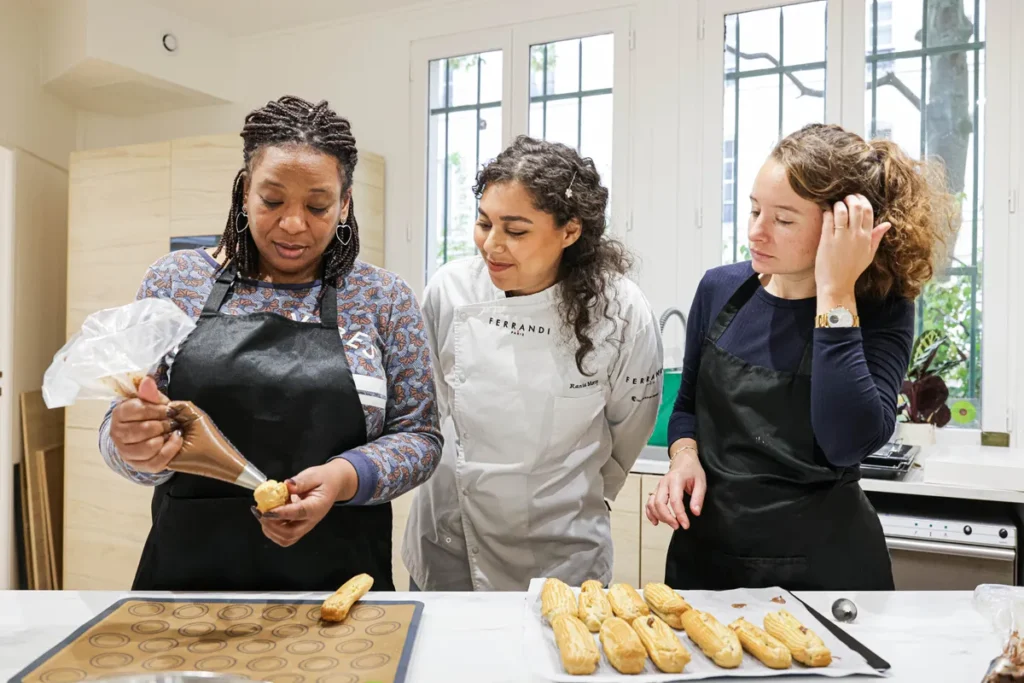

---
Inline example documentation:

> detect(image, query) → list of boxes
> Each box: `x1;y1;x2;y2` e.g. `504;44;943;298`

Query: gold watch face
827;307;854;327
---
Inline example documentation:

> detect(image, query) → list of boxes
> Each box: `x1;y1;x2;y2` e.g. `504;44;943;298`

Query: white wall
75;0;692;358
0;0;78;169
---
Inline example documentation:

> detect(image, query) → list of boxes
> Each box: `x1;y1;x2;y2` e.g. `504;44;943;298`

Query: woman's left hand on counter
257;459;359;547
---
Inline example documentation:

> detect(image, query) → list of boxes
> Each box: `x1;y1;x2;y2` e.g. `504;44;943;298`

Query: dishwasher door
887;537;1017;590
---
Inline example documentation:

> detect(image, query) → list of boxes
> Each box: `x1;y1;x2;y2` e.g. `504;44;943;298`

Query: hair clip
565;170;578;199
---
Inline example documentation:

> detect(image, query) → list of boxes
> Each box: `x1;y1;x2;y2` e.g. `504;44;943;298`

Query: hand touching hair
773;123;957;300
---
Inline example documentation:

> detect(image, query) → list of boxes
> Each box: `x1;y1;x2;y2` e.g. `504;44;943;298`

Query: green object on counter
648;368;681;447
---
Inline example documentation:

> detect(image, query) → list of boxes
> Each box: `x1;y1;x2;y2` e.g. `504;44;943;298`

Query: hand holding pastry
578;580;612;632
258;459;358;547
763;609;832;667
321;573;373;622
253;480;289;514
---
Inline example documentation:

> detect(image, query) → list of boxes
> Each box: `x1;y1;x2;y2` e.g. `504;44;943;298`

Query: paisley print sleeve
334;274;443;505
96;251;209;486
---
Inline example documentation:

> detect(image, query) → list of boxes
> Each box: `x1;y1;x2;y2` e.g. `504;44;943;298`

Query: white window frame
693;0;1014;442
408;29;514;292
510;8;634;242
696;0;844;273
408;9;634;289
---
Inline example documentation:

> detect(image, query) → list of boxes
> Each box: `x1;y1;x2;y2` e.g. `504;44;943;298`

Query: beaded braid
214;95;361;311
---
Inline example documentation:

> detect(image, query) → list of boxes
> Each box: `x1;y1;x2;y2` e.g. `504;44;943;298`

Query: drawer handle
886;536;1016;561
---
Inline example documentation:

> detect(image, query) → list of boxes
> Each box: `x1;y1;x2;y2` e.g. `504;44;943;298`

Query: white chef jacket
402;256;663;591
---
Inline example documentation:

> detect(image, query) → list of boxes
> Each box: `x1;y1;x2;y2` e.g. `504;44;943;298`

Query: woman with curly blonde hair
646;123;956;591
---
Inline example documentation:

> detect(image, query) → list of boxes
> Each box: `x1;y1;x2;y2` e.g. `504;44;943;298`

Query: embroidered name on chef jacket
626;368;663;403
488;317;553;337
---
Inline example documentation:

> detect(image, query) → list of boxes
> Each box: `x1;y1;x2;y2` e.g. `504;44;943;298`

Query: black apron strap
707;273;761;343
320;284;338;330
797;339;814;376
202;263;237;318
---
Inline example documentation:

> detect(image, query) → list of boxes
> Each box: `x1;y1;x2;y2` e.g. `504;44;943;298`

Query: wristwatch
816;306;859;328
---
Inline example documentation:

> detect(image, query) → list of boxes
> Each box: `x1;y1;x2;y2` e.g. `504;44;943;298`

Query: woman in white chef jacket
403;136;664;591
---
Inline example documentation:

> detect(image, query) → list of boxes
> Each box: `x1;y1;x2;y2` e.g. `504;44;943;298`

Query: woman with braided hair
97;95;442;591
403;136;664;591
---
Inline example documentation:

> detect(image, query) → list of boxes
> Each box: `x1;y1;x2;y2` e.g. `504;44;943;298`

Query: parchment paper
524;579;885;681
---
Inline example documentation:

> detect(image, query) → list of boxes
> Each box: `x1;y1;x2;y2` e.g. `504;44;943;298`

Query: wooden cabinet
63;136;385;590
610;474;642;586
639;474;674;586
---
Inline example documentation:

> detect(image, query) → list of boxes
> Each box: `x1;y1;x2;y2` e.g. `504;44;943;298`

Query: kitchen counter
0;589;1002;682
631;445;1024;505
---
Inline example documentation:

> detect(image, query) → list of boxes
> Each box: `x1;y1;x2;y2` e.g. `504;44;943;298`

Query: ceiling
141;0;431;36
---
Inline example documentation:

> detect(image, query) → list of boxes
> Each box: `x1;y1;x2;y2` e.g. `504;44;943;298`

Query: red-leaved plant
898;329;967;427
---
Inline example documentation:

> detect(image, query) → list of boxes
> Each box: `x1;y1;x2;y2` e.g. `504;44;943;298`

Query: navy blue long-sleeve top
668;262;914;468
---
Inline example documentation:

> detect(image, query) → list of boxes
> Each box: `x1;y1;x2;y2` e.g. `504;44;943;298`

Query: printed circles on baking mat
352;653;392;670
127;602;165;617
172;603;209;619
39;668;87;683
226;622;263;638
218;604;255;621
237;637;277;654
349;605;385;621
143;654;187;671
138;637;178;653
87;632;130;649
299;656;340;672
131;619;169;635
365;620;402;636
319;623;355;638
335;638;373;655
247;655;289;673
178;621;217;637
89;652;134;669
262;604;298;621
195;654;238;671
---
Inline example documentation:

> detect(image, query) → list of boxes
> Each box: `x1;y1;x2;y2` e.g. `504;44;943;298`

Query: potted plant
896;329;967;445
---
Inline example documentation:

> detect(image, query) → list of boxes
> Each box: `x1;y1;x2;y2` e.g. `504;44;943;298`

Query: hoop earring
336;223;352;245
235;210;249;234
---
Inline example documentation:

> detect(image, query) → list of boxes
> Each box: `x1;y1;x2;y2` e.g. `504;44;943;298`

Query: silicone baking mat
524;579;888;681
10;597;423;683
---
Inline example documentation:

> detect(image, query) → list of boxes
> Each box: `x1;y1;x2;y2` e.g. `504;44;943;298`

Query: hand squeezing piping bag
167;401;267;490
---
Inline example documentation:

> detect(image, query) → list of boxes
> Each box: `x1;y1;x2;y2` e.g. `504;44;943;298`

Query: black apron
664;274;893;591
133;264;395;592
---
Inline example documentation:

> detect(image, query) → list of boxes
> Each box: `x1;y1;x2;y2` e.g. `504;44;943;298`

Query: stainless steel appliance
879;507;1018;590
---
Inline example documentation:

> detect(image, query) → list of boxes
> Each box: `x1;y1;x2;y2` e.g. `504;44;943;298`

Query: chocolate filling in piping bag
167;401;267;490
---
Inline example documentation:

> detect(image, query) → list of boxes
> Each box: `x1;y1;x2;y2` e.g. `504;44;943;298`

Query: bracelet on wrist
669;444;697;461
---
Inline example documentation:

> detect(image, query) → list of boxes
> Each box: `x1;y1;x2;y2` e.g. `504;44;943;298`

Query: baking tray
524;579;889;681
9;596;423;683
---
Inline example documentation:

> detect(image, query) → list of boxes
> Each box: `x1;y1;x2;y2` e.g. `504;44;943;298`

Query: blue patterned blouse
97;248;442;505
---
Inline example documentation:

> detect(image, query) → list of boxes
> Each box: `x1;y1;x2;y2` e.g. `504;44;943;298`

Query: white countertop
631;445;1024;505
0;589;1002;682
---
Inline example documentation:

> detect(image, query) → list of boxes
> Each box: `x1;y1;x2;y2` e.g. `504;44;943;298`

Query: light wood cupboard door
639;474;673;586
390;490;414;591
610;473;641;586
65;142;172;590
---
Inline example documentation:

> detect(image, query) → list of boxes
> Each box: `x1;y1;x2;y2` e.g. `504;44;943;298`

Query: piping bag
42;298;268;490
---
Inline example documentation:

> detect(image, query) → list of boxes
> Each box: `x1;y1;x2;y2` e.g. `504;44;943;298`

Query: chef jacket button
462;488;469;496
471;547;479;555
445;536;452;544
